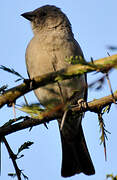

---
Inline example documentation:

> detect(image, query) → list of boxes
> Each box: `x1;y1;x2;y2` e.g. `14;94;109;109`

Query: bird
21;5;95;177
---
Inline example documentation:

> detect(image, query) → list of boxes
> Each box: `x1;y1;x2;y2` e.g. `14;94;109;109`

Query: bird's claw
77;98;88;110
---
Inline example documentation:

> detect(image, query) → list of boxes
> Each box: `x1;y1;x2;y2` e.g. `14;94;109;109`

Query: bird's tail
60;124;95;177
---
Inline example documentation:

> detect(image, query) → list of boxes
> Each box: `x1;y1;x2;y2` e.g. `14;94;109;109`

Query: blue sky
0;0;117;180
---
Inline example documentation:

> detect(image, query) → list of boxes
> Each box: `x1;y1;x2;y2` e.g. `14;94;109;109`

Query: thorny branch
0;90;117;137
0;54;117;108
2;137;21;180
0;54;117;179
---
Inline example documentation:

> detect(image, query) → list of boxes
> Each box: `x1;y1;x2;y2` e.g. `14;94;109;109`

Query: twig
23;96;29;106
52;60;65;104
2;137;21;180
0;90;117;137
52;60;66;129
12;103;16;121
60;110;68;130
106;73;116;104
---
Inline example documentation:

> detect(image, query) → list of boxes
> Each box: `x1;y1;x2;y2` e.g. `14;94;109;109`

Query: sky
0;0;117;180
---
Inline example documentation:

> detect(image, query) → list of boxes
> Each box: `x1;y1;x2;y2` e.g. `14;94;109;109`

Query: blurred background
0;0;117;179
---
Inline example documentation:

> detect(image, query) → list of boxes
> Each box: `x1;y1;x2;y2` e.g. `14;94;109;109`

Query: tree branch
2;137;21;180
0;54;117;108
0;90;116;137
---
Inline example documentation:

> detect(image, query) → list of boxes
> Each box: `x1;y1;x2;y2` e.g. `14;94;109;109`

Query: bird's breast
26;32;86;107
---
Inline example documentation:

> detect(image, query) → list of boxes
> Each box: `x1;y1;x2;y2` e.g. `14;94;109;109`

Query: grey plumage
21;5;95;177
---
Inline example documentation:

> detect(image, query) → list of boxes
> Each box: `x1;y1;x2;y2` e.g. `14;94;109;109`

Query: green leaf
106;174;117;180
65;55;86;65
0;65;24;80
17;105;44;119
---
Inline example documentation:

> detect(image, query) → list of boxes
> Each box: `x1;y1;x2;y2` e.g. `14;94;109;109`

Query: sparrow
21;5;95;177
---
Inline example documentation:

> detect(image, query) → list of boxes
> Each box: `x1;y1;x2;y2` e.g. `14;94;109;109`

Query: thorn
106;73;116;104
90;57;94;63
107;52;110;56
60;110;68;130
104;145;107;161
43;122;48;129
23;95;29;106
12;103;16;121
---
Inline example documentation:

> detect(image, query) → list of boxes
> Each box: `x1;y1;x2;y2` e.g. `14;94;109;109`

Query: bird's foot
77;98;88;111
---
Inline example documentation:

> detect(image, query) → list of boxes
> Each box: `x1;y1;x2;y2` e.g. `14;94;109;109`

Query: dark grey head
21;5;72;33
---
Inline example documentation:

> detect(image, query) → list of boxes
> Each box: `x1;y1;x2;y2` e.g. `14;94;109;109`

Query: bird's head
21;5;72;34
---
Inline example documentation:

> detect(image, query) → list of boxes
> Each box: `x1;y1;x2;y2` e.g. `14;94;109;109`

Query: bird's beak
21;12;35;21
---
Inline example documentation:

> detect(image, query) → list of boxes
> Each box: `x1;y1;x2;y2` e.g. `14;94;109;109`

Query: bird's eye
40;11;47;17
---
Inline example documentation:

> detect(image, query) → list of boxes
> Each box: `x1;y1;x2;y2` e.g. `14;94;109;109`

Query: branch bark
0;54;117;108
0;90;116;137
